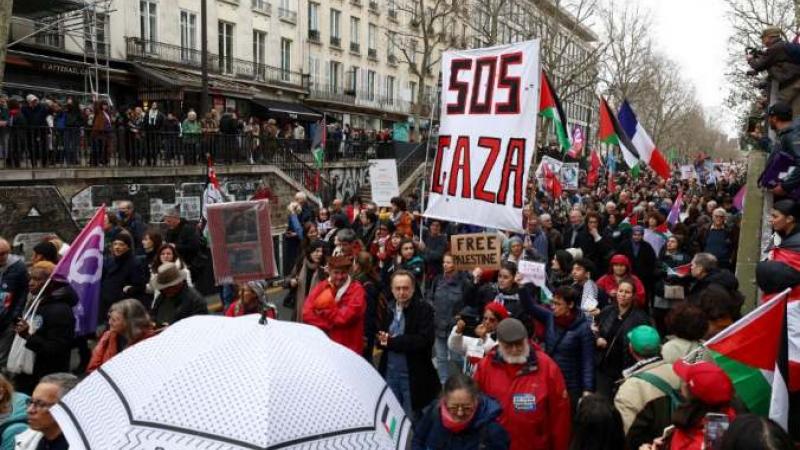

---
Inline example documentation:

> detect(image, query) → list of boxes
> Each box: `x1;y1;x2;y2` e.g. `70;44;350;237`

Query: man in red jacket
474;318;571;450
302;255;366;354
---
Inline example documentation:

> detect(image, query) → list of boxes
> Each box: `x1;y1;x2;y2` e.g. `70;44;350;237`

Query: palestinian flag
705;289;791;429
587;150;601;187
540;71;571;152
201;156;225;238
599;97;640;169
666;263;691;278
543;162;563;198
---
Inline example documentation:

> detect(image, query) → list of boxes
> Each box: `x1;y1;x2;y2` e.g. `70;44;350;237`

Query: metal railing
278;8;297;24
368;48;377;59
350;42;360;53
330;36;342;47
308;29;321;42
125;37;309;90
396;141;431;186
0;126;394;168
369;1;380;12
251;0;272;14
388;9;398;20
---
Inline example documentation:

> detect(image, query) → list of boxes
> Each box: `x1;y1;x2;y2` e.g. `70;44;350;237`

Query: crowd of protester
0;141;798;449
0;94;396;168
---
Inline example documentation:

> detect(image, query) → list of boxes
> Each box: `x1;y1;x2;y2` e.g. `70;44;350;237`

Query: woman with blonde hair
0;374;28;449
87;298;155;373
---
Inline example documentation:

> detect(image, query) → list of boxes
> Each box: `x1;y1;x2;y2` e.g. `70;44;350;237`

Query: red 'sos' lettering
497;138;526;208
469;56;498;115
495;52;522;114
447;59;472;115
474;137;501;203
448;136;472;198
431;135;450;194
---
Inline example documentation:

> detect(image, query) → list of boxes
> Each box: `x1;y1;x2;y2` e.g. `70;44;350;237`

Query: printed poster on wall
369;159;400;207
207;200;277;285
424;40;541;232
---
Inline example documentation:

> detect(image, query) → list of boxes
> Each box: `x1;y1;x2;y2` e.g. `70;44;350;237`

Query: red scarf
554;310;577;329
439;398;477;434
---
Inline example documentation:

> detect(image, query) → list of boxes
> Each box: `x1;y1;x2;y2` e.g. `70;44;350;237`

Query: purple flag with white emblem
53;206;106;336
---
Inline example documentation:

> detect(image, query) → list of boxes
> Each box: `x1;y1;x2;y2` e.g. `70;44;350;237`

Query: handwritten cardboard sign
518;260;546;286
450;233;502;271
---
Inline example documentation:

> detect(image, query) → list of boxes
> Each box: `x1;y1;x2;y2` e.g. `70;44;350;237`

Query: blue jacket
0;393;29;450
426;271;473;338
0;255;29;332
531;304;595;392
412;395;509;450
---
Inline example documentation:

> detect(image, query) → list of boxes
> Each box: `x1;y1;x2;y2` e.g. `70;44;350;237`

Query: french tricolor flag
618;101;672;180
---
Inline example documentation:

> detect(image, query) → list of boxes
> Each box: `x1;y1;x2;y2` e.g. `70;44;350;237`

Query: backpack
633;372;682;414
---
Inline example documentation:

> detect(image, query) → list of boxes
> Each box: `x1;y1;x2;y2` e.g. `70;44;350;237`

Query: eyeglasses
26;398;56;411
446;403;475;415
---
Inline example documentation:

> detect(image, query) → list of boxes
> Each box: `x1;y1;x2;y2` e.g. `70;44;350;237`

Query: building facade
5;0;596;138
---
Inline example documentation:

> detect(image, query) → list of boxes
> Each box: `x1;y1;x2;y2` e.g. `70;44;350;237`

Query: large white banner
368;159;400;207
424;40;540;232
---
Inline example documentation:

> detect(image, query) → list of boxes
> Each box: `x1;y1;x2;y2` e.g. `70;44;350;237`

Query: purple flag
733;184;746;211
667;192;683;226
53;206;106;336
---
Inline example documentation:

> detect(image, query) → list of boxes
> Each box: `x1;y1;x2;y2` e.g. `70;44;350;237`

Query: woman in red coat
302;255;367;354
87;298;155;373
596;254;646;308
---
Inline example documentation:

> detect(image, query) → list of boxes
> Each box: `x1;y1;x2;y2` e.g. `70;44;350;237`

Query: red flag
587;150;601;186
543;163;562;198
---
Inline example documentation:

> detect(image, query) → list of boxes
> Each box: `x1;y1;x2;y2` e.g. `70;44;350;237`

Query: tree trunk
0;0;12;86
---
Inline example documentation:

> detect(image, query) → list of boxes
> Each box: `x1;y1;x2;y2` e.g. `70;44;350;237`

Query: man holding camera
748;27;800;116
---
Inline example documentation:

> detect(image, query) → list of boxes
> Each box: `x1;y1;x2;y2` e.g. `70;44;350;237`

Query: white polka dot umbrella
51;315;410;449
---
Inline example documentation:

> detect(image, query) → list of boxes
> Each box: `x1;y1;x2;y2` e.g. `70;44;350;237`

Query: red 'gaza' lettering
448;136;471;198
496;138;526;208
474;137;501;203
431;135;451;194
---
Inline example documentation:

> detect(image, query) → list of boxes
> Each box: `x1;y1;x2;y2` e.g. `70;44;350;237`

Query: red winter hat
673;360;733;406
484;302;510;320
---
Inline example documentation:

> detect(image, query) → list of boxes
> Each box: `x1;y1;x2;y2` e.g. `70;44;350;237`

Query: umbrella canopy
51;315;410;449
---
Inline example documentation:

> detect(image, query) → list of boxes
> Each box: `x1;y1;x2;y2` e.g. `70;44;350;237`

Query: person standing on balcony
201;111;218;162
143;102;164;166
90;101;113;167
181;110;201;165
0;96;8;168
22;95;48;168
218;108;239;164
163;112;181;163
63;98;83;165
293;121;305;152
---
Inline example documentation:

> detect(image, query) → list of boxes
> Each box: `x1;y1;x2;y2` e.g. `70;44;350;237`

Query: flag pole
418;71;441;244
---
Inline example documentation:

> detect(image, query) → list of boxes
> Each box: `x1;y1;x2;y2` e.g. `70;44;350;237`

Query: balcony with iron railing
350;42;360;54
368;48;377;60
351;0;362;6
125;37;309;90
308;29;321;43
388;9;398;21
388;54;398;65
369;1;379;13
278;8;297;24
309;84;357;105
330;36;342;48
251;0;272;15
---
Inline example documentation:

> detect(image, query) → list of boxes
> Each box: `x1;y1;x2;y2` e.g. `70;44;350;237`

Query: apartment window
308;55;321;87
387;31;396;56
308;2;319;32
409;81;418;103
36;16;64;48
409;39;417;64
281;38;292;81
367;70;376;101
180;11;197;62
218;21;234;74
329;61;341;93
386;76;395;104
350;16;360;44
348;66;359;92
84;12;108;56
139;1;157;52
253;30;267;79
330;9;341;44
368;23;377;51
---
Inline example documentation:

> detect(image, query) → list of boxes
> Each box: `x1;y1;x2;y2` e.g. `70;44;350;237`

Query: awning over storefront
132;63;261;100
252;98;323;121
13;0;84;19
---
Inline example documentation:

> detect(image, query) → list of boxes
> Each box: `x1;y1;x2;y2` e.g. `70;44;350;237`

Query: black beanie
113;231;134;249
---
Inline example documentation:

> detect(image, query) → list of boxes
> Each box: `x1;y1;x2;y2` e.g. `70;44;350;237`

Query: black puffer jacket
26;283;77;380
595;305;653;381
100;251;146;320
